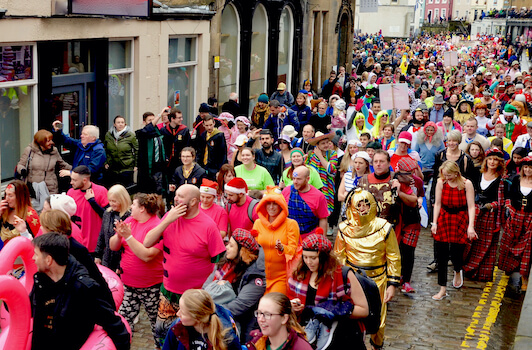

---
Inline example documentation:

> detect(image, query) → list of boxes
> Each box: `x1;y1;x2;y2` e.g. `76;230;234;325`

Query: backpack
227;198;259;222
342;266;382;334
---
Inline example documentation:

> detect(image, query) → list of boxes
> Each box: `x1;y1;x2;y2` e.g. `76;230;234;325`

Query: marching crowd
1;31;532;350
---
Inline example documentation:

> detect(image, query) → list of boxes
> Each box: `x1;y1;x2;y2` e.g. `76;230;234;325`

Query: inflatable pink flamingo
0;275;31;350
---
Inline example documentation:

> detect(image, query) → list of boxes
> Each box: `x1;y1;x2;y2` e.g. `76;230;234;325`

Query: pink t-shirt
120;216;164;288
200;203;229;234
67;184;109;252
228;196;259;232
282;186;329;219
161;211;226;294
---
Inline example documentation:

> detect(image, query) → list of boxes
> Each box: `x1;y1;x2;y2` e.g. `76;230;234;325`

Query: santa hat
503;104;519;117
224;177;248;194
200;179;218;196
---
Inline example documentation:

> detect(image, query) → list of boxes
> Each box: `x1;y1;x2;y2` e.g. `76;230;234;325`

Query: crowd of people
1;31;532;350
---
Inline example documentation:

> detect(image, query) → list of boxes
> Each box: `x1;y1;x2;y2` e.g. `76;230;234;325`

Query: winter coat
53;130;107;182
160;124;191;175
135;123;167;195
171;163;206;188
203;248;266;341
31;256;130;350
104;127;138;174
263;107;300;140
95;209;131;272
222;99;243;117
17;143;71;194
196;129;228;179
162;304;241;350
246;328;312;350
291;104;312;128
270;91;295;107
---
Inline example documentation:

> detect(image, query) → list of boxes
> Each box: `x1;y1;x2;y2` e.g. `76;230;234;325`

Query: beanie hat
49;193;77;217
258;94;269;104
398;131;412;145
503;104;519;117
224;177;248;194
301;232;332;253
232;228;260;254
199;103;210;113
396;156;418;173
334;99;346;111
200;179;218;196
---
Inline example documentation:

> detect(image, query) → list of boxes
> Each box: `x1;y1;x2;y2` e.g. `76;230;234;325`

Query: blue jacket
54;130;106;182
291;104;312;128
263;106;300;140
163;304;241;350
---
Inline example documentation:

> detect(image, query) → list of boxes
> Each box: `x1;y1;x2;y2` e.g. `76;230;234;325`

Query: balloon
97;265;124;311
0;275;31;350
80;313;132;350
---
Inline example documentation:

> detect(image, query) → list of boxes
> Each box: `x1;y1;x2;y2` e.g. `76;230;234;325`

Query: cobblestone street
131;229;524;350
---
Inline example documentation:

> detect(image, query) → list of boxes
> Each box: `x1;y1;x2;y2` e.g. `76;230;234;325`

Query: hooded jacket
17;143;71;194
31;256;130;350
253;187;300;295
104;126;138;174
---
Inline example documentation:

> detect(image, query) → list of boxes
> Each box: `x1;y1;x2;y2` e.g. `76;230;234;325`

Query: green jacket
104;128;138;173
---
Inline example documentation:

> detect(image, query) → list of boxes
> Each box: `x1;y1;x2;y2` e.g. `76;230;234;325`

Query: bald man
282;166;329;239
144;184;226;345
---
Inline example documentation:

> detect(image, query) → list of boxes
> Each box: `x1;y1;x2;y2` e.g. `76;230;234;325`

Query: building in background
355;0;415;38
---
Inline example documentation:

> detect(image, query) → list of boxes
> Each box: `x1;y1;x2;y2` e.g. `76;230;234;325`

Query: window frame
108;38;135;127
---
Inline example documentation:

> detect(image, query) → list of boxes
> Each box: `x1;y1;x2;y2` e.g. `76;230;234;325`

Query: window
442;8;446;19
0;45;37;182
428;0;433;3
108;40;133;128
442;0;447;3
435;8;439;18
219;4;240;114
248;4;268;115
277;7;294;90
168;37;197;126
435;0;439;4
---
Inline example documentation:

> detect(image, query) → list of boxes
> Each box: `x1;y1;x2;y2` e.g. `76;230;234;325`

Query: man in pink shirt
282;166;329;240
199;178;228;238
225;177;259;232
67;165;109;253
143;184;226;346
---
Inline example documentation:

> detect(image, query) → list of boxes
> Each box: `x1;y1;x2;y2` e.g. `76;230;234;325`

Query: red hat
398;131;412;145
200;179;218;196
232;228;260;254
302;233;333;253
224;177;248;194
396;156;418;173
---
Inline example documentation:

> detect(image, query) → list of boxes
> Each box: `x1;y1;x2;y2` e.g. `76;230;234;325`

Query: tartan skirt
401;223;421;248
463;206;500;282
498;206;532;277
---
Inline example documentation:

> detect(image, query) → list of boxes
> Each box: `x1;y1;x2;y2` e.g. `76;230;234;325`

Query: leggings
399;242;415;283
435;241;466;287
119;283;161;347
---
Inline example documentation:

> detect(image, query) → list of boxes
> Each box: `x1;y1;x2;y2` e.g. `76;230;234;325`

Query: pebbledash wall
0;1;212;183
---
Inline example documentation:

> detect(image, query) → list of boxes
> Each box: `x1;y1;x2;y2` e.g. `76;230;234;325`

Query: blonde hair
180;289;230;350
107;185;132;216
439;160;466;190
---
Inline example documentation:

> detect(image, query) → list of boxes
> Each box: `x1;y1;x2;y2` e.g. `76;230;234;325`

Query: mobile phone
56;122;64;129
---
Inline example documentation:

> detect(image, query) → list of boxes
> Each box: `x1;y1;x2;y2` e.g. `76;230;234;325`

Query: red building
424;0;453;23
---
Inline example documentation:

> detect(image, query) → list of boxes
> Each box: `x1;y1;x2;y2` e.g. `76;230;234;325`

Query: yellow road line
460;267;509;349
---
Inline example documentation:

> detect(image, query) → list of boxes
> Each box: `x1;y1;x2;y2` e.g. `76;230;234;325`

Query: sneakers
426;260;438;272
401;282;416;293
305;318;320;344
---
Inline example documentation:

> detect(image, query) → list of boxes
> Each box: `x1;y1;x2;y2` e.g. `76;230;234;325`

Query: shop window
168;37;197;126
219;4;240;113
0;45;36;182
277;7;294;90
108;40;133;128
249;3;269;115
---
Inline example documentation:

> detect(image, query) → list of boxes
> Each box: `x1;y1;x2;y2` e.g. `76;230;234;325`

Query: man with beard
144;184;226;346
247;129;283;184
492;104;527;142
67;165;109;253
224;177;260;232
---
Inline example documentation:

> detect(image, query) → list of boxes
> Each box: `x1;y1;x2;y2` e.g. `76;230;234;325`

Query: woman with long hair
436;109;462;144
110;193;165;348
506;147;527;178
291;93;312;127
235;148;274;191
338;151;371;218
465;141;485;172
288;234;369;349
474;103;493;137
281;148;323;190
94;184;132;272
163;289;241;350
251;95;270;129
17;129;72;195
414;121;445;181
246;292;312;350
278;135;293;169
499;154;532;293
216;164;236;208
463;150;505;282
431;161;477;300
203;228;266;341
0;180;40;249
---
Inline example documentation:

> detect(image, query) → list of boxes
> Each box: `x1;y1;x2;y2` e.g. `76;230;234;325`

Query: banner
379;84;410;110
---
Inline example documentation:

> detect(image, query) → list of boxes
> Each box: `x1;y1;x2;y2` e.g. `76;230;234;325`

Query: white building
355;0;416;38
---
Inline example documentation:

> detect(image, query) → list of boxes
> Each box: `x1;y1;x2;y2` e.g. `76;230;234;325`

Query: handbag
14;149;32;182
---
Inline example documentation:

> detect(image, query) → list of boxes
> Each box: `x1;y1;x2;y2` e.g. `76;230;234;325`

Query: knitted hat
484;149;504;160
398;131;412;145
396;156;418;173
224;177;248;194
199;103;210;113
232;228;260;254
503;104;519;117
49;193;77;217
258;94;269;104
301;232;332;253
200;179;218;196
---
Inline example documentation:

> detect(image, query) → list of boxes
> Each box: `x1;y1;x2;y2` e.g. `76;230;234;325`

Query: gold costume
334;188;401;348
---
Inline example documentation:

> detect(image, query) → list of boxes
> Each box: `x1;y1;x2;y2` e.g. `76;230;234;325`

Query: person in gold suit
334;188;401;350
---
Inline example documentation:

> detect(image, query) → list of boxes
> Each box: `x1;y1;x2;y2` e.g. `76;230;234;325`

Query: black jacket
160;123;191;175
31;256;130;350
196;130;228;179
172;163;206;188
222;99;242;117
136;123;167;194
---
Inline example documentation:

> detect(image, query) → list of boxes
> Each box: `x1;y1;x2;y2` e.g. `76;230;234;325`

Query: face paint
293;172;299;178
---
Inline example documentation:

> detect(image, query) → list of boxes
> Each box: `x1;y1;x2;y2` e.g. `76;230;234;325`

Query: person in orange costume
253;186;300;294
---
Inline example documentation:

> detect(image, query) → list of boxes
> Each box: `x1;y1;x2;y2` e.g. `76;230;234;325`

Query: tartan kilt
401;223;421;248
498;206;532;277
463;205;500;281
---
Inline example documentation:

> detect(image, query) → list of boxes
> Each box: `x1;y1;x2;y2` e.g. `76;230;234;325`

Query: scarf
111;125;130;140
213;261;237;284
204;129;221;165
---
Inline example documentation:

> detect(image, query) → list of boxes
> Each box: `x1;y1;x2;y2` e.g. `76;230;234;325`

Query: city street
130;229;524;350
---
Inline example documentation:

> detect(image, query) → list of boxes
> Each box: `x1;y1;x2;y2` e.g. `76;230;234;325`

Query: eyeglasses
254;311;282;320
